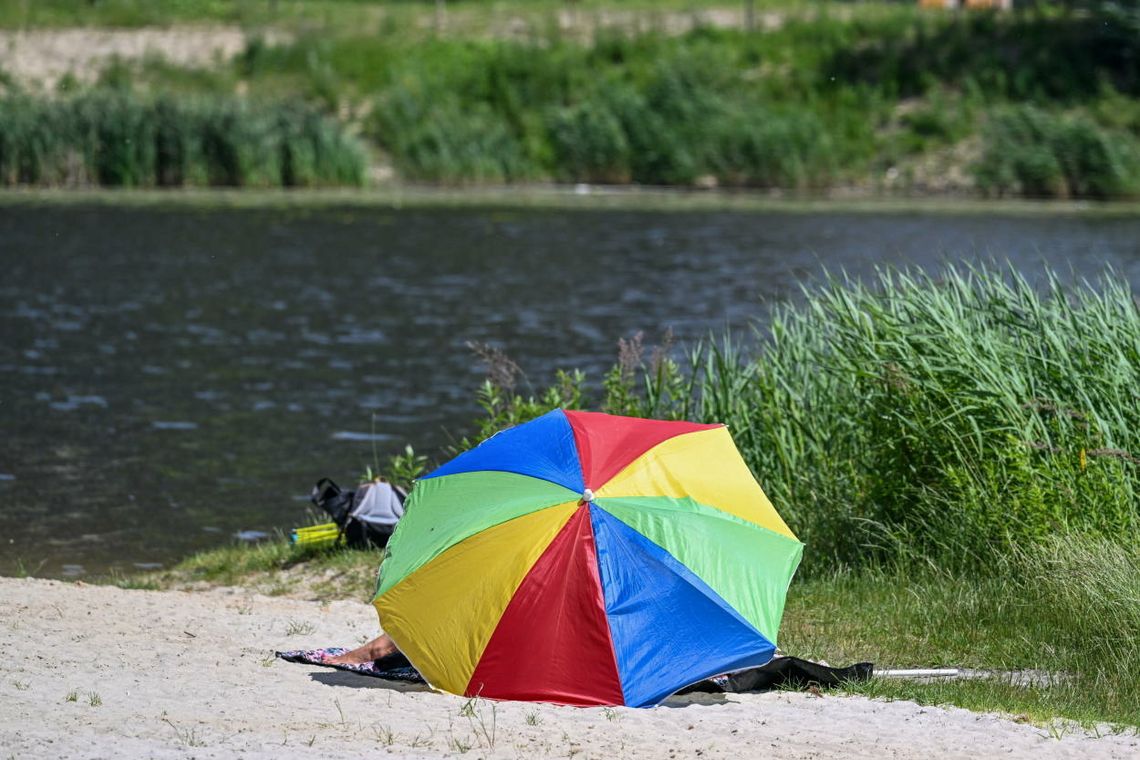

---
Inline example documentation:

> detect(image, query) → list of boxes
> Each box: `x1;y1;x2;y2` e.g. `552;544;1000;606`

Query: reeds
975;105;1140;199
0;91;365;188
470;266;1140;720
363;32;847;187
529;265;1139;574
703;266;1140;572
449;267;1140;720
326;11;1140;193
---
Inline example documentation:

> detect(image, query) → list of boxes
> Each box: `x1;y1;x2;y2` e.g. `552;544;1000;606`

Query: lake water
2;201;1139;578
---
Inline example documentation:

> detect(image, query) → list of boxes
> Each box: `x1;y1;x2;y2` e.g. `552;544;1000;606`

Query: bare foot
325;634;397;665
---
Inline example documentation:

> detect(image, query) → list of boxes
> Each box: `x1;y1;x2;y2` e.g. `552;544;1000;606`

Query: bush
597;83;698;185
709;108;837;189
469;266;1140;574
0;91;366;188
975;105;1140;199
371;84;535;182
546;97;631;183
825;12;1140;102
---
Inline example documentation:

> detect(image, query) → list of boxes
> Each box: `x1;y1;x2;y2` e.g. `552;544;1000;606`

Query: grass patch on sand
0;90;365;188
785;536;1140;727
123;538;384;600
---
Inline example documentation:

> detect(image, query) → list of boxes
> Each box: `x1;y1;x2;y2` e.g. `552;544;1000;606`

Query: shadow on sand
308;670;432;693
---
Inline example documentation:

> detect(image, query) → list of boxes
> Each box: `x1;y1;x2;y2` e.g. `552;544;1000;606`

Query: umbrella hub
580;488;595;504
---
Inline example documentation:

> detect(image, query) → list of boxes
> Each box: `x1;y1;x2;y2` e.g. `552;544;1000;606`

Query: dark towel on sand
275;647;424;683
678;656;873;694
276;648;871;695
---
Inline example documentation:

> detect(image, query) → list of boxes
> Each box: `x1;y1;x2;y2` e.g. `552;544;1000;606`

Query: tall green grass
363;34;847;187
17;4;1140;196
477;266;1140;574
0;91;365;188
746;267;1139;570
703;268;1137;571
786;534;1140;725
975;105;1140;199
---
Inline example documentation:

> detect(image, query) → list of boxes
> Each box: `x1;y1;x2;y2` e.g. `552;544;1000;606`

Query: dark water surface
2;203;1139;578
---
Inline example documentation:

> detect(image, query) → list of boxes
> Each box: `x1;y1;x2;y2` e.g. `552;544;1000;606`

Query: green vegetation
469;266;1140;574
197;8;1140;195
449;264;1140;724
126;536;384;598
4;2;1140;196
788;537;1140;726
0;0;765;30
135;263;1140;725
33;0;1134;728
0;91;365;187
976;105;1140;198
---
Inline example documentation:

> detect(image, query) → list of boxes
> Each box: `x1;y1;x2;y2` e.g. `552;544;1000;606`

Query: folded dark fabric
679;656;874;694
275;647;425;683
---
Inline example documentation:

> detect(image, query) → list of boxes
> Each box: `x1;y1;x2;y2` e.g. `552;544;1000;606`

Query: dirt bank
0;26;285;90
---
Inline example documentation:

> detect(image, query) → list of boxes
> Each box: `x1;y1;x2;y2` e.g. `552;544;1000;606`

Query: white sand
0;578;1134;759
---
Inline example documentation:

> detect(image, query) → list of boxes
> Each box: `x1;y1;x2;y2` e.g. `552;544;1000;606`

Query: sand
0;577;1135;759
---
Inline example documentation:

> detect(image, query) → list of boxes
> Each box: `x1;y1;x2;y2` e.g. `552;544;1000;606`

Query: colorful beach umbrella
373;409;803;707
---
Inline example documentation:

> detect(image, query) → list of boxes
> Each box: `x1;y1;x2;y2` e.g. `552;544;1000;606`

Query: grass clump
784;535;1140;725
975;105;1140;199
127;537;384;600
0;90;365;188
1017;535;1140;693
581;267;1137;575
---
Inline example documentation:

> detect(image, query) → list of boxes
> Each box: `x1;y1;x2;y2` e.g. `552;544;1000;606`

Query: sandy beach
0;578;1134;759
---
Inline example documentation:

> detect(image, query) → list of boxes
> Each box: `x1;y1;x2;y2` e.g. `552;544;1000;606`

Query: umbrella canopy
373;409;803;707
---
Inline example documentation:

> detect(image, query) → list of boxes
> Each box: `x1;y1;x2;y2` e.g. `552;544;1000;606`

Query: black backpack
310;477;406;549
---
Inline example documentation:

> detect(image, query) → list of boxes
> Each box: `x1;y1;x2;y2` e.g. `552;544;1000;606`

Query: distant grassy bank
2;3;1140;197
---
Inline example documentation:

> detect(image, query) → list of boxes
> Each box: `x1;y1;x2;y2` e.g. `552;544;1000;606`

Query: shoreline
3;185;1140;216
